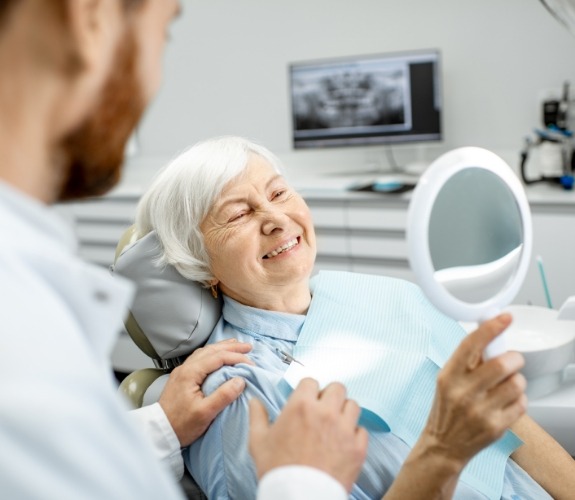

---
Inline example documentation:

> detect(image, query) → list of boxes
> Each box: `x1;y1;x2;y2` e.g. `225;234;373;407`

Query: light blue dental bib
284;271;523;500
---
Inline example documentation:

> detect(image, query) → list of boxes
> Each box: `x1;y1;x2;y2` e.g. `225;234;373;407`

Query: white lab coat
258;467;347;500
0;180;344;499
0;181;182;499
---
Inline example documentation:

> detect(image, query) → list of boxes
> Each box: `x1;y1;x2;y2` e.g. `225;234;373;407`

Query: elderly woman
134;136;574;499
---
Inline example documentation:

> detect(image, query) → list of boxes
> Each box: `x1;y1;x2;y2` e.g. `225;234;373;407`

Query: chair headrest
111;227;222;362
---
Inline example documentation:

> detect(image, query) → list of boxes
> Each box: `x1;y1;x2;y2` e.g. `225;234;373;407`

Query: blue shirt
184;293;551;499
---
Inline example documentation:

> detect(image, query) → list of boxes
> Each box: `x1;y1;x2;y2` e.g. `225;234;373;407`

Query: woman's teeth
264;238;298;259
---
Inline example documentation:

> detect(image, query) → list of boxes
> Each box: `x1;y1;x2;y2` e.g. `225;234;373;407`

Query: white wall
122;0;575;185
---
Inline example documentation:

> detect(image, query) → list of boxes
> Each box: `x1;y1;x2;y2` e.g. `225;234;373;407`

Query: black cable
519;148;539;185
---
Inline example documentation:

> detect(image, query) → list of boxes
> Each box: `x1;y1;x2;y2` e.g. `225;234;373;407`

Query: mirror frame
407;147;533;323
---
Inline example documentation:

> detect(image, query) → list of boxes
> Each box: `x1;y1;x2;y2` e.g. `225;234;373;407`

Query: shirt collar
0;180;134;359
0;180;77;254
222;295;305;342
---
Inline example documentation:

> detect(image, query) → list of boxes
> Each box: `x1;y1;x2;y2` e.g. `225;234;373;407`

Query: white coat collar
0;180;135;361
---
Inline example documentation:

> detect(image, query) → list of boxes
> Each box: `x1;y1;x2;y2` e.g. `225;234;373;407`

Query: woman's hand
249;378;368;493
384;314;527;499
158;338;253;447
421;313;527;468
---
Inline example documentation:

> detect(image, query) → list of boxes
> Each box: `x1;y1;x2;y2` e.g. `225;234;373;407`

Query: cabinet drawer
313;257;351;274
349;233;407;259
315;232;348;257
351;262;414;283
79;245;116;267
68;200;137;222
308;203;346;228
76;222;132;245
347;205;407;231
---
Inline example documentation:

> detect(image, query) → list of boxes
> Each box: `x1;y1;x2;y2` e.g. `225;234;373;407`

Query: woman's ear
209;279;220;300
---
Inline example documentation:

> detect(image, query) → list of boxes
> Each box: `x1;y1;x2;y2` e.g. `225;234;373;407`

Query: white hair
134;136;284;284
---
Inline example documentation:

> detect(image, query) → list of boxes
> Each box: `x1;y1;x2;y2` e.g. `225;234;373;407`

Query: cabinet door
346;198;412;279
515;207;575;308
351;259;415;282
347;204;407;231
308;200;351;272
62;196;139;267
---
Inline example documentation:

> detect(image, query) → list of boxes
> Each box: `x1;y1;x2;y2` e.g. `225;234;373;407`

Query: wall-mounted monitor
289;49;442;149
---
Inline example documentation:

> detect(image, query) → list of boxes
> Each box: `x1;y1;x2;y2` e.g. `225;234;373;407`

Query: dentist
0;1;250;497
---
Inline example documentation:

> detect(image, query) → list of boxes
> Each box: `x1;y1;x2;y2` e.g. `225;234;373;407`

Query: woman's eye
273;190;286;199
229;212;246;222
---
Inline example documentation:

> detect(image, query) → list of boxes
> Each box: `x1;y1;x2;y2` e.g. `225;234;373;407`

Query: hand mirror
406;147;533;359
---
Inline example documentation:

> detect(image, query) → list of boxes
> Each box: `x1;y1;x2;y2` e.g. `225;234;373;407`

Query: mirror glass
429;168;524;304
407;147;532;357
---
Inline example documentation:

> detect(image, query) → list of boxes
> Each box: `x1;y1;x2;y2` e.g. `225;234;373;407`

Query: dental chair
111;225;222;499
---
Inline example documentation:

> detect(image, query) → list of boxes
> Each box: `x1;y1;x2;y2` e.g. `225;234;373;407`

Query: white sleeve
129;403;184;480
257;466;348;500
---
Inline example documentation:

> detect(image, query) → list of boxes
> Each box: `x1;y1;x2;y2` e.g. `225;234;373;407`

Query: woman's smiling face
200;154;317;312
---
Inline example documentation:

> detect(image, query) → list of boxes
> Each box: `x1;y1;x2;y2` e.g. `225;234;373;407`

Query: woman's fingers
447;314;513;376
471;350;525;394
423;313;528;466
486;369;527;406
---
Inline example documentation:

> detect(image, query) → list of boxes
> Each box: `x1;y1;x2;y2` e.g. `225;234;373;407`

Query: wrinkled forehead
235;154;283;183
213;155;285;205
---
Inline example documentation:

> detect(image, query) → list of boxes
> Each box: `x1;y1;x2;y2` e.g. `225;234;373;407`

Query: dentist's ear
50;0;124;134
66;0;122;76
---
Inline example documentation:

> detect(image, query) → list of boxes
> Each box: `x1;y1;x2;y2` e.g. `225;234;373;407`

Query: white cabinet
59;192;139;268
304;191;415;282
515;204;575;309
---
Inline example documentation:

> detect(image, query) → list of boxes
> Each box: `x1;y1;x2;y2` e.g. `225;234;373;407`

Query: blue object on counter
560;174;574;190
350;179;416;194
372;181;405;192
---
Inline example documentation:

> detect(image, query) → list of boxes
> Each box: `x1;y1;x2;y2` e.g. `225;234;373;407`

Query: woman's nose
260;208;288;235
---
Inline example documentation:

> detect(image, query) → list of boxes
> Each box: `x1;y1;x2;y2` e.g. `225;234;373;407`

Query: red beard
57;29;145;201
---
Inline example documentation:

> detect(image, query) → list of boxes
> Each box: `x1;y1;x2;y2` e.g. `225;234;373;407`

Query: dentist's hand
421;314;527;468
249;378;368;493
159;338;253;447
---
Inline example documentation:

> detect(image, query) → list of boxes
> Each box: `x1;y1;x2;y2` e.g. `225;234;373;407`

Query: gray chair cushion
111;230;222;361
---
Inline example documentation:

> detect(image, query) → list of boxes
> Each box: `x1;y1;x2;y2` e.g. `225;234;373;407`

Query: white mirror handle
480;307;506;360
483;331;508;360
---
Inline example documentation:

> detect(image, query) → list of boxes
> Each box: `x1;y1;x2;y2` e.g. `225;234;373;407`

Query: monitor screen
289;49;442;149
